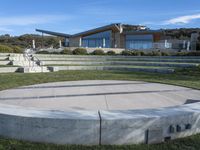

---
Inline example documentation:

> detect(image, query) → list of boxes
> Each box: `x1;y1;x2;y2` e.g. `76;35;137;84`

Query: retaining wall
0;103;200;145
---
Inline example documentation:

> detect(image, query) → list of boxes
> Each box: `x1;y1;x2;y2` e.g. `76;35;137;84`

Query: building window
82;30;111;48
126;34;153;50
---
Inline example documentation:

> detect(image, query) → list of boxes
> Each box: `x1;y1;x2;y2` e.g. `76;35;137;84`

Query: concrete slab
0;80;200;111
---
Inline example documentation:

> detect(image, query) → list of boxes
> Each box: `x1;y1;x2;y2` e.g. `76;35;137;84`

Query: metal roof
35;29;71;38
72;23;121;37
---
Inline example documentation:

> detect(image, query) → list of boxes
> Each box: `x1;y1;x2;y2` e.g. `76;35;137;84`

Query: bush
11;46;23;53
132;51;142;56
60;48;72;55
186;51;200;56
0;45;13;53
140;51;145;56
121;50;133;56
147;51;162;56
36;51;49;54
107;51;116;55
51;52;60;55
92;49;105;55
72;48;87;55
161;51;170;56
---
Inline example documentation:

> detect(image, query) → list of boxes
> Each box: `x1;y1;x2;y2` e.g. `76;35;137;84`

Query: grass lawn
0;66;200;150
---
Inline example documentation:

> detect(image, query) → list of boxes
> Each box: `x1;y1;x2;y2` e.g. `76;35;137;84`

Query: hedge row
36;48;200;56
36;48;116;55
0;44;23;53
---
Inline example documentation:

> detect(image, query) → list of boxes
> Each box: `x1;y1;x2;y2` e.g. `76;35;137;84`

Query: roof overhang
72;23;121;37
36;29;71;38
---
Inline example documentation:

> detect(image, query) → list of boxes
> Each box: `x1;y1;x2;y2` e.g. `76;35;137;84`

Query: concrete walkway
0;80;200;111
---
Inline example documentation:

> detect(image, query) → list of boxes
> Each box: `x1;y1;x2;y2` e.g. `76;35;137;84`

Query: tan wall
69;36;81;47
111;32;125;48
120;34;125;48
153;33;162;42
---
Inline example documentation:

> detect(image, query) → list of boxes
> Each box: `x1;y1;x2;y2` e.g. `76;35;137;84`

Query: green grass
0;67;200;149
0;66;200;91
1;134;200;150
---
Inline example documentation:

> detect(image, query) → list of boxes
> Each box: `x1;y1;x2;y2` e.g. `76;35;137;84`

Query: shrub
133;51;142;56
36;51;49;54
161;51;170;56
176;52;188;56
147;51;162;56
0;45;13;53
51;52;60;55
121;50;133;56
72;48;87;55
153;51;162;56
186;51;200;56
107;50;116;55
92;49;105;55
140;51;145;56
60;48;72;55
11;46;23;53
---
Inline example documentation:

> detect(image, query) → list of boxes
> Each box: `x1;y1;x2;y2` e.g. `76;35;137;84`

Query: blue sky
0;0;200;36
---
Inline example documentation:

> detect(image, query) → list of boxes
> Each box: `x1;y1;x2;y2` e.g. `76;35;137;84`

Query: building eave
36;29;72;38
72;23;121;38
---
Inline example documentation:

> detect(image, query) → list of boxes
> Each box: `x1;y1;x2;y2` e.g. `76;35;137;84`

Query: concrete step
0;53;10;56
34;54;200;59
43;61;199;68
0;56;8;60
18;66;51;73
56;65;174;74
9;56;30;61
11;60;38;67
0;61;11;65
36;57;200;63
0;67;19;73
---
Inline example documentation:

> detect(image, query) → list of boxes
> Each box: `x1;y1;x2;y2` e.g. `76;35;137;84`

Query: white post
59;40;62;48
183;40;186;49
103;38;106;48
32;40;35;49
187;41;190;51
164;40;168;48
79;37;82;47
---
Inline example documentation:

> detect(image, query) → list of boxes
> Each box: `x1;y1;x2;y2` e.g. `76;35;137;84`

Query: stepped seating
31;54;200;73
0;53;53;73
0;53;199;74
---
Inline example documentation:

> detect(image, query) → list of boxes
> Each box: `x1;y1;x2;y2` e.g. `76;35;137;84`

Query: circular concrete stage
1;80;200;111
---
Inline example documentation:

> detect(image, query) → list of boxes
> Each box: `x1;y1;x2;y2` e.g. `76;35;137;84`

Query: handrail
23;49;43;72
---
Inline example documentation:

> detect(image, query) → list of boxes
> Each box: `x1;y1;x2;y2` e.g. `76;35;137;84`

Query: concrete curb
0;102;199;145
56;66;174;73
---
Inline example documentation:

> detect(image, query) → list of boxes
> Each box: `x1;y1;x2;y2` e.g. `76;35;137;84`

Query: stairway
9;53;53;73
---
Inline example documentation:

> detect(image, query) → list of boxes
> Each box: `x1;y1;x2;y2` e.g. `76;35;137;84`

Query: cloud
0;15;70;26
164;13;200;24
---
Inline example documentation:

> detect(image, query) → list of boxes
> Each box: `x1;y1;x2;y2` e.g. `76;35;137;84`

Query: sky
0;0;200;36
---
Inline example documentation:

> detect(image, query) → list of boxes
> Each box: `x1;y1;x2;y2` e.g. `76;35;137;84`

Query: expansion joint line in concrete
104;95;109;110
98;110;102;145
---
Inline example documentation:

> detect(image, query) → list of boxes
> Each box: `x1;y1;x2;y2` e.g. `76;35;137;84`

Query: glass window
82;30;111;48
126;35;153;50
